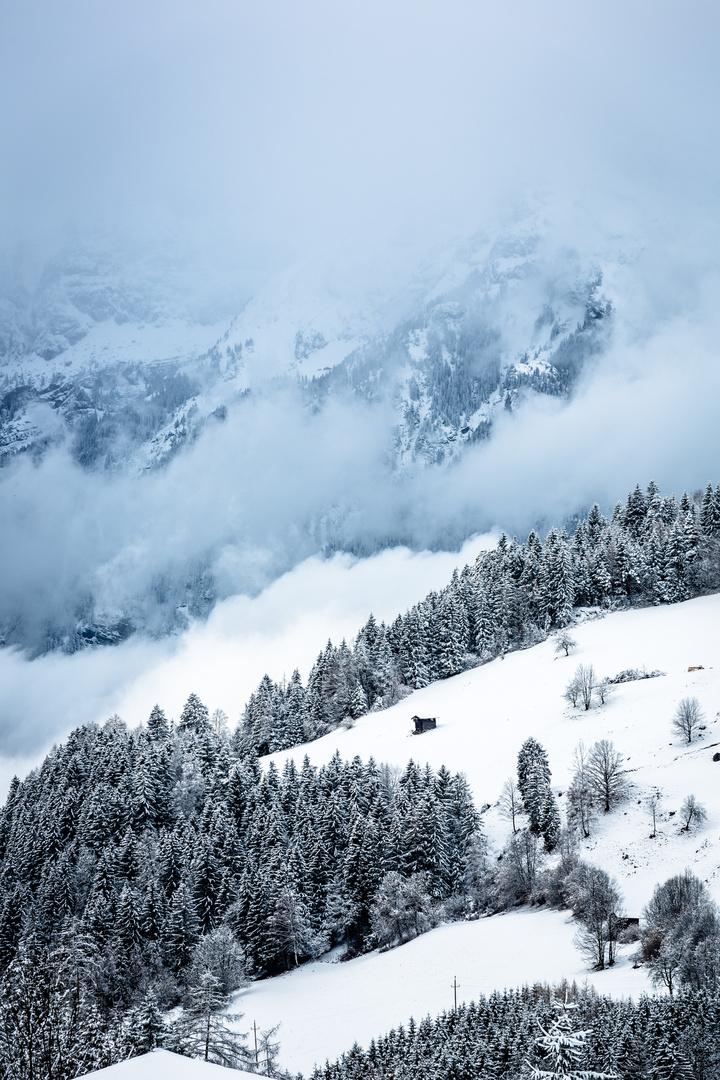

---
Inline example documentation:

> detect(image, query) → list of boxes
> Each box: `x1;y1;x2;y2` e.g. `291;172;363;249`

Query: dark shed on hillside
412;715;437;734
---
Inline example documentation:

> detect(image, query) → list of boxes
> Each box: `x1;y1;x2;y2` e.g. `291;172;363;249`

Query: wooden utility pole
254;1021;259;1068
452;976;458;1011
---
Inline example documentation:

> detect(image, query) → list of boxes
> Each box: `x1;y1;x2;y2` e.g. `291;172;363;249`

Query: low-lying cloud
2;244;720;648
1;275;719;772
0;535;495;791
1;1;718;270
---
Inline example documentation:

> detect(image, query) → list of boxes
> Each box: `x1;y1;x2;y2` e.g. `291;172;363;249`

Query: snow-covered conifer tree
178;693;211;736
529;997;616;1080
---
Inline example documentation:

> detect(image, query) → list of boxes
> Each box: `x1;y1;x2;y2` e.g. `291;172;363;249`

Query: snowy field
232;909;653;1075
224;594;720;1074
270;594;720;913
85;1049;256;1078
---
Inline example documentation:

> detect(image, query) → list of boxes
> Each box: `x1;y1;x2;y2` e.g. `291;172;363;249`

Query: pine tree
267;880;323;969
193;838;221;936
517;739;552;832
285;669;307;745
700;482;716;535
625;483;647;539
539;789;562;852
132;751;159;831
164;883;200;973
147;704;170;741
590;550;612;606
116;883;143;951
141;880;164;942
126;990;166;1054
349;683;368;720
529;998;617;1079
649;1035;693;1080
178;693;211;736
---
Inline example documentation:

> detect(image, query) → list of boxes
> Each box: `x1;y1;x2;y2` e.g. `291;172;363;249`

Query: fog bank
0;534;494;790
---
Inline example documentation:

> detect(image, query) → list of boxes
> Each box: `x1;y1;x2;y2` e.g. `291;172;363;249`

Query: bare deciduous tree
679;794;708;832
370;872;433;949
211;708;229;739
564;677;581;708
647;791;662;838
498;777;522;834
567;742;595;839
671;697;704;744
586;739;628;813
576;664;596;711
554;631;577;657
649;940;684;996
595;677;614;706
190;927;246;995
565;862;623;969
500;829;541;904
641;871;716;995
565;665;596;710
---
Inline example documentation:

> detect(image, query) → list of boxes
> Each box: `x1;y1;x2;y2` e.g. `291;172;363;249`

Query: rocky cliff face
0;216;616;654
0;220;612;477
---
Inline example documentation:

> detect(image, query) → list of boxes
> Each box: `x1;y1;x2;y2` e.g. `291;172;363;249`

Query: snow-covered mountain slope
227;594;720;1073
0;236;235;468
270;593;720;914
0;209;623;655
6;201;716;661
212;222;611;472
0;214;611;474
84;1049;255;1078
231;909;649;1075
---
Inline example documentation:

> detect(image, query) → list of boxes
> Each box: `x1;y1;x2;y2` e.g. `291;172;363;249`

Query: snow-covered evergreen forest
1;479;720;1077
311;987;720;1080
241;481;720;755
0;717;481;1074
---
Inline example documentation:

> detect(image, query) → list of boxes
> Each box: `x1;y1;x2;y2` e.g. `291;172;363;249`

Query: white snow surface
82;1049;254;1078
232;911;650;1075
271;594;720;914
5;319;229;381
227;593;720;1074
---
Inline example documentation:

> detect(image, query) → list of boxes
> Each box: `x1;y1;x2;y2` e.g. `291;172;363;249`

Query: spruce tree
529;998;616;1080
517;739;552;832
147;704;170;741
539;789;562;852
178;693;211;736
163;883;200;973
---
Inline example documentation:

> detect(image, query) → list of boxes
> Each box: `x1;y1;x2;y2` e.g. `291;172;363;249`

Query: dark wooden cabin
614;916;640;930
412;715;437;734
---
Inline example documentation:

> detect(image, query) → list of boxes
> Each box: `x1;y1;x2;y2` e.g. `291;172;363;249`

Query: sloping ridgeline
240;481;720;755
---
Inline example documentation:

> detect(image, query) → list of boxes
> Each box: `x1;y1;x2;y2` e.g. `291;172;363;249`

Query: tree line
309;985;720;1080
240;481;720;756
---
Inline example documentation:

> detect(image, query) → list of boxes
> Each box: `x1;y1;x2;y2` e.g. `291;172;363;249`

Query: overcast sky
1;0;718;272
